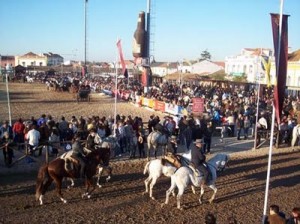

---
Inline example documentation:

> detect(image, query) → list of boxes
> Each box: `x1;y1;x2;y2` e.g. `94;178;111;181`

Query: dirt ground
0;82;300;224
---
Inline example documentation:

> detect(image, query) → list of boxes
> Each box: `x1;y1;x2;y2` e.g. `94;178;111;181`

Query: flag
116;39;127;77
271;13;289;124
261;55;271;87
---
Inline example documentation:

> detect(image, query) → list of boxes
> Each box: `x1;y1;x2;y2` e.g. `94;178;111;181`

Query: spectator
244;115;251;140
137;130;145;158
169;135;178;154
1;131;14;167
236;113;244;140
266;204;286;224
286;207;300;224
203;121;213;154
26;125;40;155
0;120;13;140
12;118;25;150
204;212;217;224
48;128;60;157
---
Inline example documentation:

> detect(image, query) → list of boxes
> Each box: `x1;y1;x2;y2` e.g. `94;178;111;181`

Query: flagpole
6;72;12;126
262;104;276;223
114;40;119;131
254;48;263;149
262;0;284;223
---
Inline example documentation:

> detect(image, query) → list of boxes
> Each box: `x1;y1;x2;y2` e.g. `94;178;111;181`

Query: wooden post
45;145;49;163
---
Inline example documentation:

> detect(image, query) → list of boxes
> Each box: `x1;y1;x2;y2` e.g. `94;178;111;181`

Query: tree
199;50;212;61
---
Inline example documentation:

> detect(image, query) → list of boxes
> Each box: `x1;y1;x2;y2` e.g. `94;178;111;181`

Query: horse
291;124;300;147
143;151;229;202
60;135;118;188
35;147;111;205
60;149;112;189
147;131;168;160
160;152;229;210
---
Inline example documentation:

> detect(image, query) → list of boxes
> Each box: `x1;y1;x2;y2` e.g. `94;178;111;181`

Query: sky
0;0;299;63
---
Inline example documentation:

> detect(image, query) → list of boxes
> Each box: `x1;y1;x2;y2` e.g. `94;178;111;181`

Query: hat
171;135;177;139
194;139;203;144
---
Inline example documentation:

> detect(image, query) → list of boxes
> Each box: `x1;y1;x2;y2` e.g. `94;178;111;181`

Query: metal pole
84;0;87;66
262;104;276;223
6;72;12;126
262;0;284;222
254;49;262;149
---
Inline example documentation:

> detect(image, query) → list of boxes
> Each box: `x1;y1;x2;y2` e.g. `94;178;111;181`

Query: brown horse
35;147;111;205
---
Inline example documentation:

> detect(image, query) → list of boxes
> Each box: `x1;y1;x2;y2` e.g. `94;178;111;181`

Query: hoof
150;196;156;200
161;203;166;208
97;184;103;188
209;199;214;204
87;195;91;199
177;207;183;210
63;200;67;204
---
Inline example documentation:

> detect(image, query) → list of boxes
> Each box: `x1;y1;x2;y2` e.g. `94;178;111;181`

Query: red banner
271;13;289;124
154;100;165;112
192;98;204;113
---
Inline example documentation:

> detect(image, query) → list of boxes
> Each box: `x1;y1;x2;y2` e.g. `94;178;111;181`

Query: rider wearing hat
190;139;209;184
72;133;86;178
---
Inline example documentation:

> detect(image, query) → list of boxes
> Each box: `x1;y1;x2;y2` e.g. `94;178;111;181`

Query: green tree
199;50;212;61
232;74;247;82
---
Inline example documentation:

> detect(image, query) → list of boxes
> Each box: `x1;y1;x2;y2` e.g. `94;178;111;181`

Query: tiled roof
288;49;300;61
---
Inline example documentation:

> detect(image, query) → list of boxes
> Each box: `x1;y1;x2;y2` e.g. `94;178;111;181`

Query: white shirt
27;129;40;146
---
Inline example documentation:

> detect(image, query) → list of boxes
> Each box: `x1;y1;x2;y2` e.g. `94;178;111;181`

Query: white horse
147;131;168;160
291;124;300;147
162;152;229;210
143;152;229;201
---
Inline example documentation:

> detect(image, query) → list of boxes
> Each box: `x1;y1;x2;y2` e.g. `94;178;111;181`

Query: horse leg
83;178;95;199
53;176;67;203
105;166;112;182
149;176;158;200
161;177;176;208
97;166;104;188
208;185;217;204
176;186;185;210
191;185;196;194
143;176;151;196
38;177;53;205
199;185;205;205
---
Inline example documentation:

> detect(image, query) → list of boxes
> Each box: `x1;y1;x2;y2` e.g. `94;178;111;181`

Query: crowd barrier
101;89;205;117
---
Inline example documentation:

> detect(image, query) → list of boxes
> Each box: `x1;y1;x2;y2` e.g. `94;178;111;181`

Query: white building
149;62;178;77
191;60;225;75
43;52;63;66
15;52;47;67
225;48;274;83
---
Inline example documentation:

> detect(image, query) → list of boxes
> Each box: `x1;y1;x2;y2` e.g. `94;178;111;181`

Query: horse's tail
143;161;151;175
35;163;50;201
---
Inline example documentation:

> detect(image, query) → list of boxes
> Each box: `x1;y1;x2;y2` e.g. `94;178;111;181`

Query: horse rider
71;133;86;178
85;128;100;152
190;139;210;184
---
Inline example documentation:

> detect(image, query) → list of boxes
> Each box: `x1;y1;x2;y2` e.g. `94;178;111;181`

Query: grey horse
147;131;168;160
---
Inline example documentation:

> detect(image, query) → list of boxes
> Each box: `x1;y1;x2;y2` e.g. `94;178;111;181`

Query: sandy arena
0;82;299;224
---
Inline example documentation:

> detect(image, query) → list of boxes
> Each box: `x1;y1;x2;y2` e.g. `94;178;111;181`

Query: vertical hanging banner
116;39;127;77
192;98;205;113
271;13;289;124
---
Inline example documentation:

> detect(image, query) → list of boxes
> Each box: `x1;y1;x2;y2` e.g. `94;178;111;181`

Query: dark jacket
190;144;206;167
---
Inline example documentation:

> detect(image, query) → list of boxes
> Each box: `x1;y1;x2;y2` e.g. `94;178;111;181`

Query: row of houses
1;49;300;89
